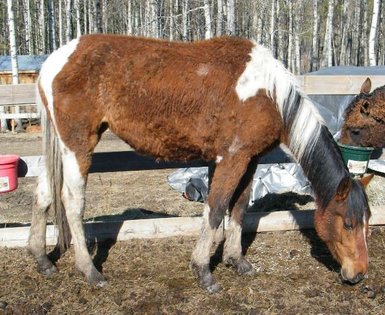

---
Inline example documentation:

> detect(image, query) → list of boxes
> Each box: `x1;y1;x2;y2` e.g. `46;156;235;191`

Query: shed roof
0;55;48;72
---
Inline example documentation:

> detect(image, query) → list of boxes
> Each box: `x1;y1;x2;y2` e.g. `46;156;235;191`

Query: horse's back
38;35;256;158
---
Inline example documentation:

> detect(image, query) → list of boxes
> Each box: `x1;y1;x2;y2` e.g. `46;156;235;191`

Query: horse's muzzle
341;271;366;285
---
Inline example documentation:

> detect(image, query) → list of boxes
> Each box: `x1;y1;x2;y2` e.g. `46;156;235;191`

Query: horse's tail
37;81;71;254
236;43;324;166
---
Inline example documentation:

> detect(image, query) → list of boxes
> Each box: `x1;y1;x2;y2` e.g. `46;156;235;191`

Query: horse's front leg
191;153;251;293
223;159;257;275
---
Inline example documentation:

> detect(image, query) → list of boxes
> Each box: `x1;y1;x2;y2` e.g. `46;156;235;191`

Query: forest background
1;0;384;75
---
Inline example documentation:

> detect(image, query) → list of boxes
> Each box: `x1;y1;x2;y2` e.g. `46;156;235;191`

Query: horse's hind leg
191;153;251;293
28;169;57;276
61;147;107;287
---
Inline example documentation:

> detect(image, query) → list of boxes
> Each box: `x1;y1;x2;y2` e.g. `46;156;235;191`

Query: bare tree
293;1;301;74
75;0;82;37
269;0;275;54
5;0;22;132
322;0;334;67
39;0;46;53
168;0;174;39
93;0;102;33
24;0;33;54
48;0;56;51
216;0;223;36
311;0;319;70
182;0;189;41
203;0;212;39
369;0;381;66
287;0;293;72
149;0;158;38
227;0;235;35
66;0;72;42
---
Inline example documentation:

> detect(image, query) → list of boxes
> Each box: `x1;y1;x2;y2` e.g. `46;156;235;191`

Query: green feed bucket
338;143;374;176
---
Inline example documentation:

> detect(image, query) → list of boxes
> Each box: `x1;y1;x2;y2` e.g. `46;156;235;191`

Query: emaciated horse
28;35;372;293
340;78;385;147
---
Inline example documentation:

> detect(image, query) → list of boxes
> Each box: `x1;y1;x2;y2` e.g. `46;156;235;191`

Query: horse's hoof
191;262;221;293
206;282;222;294
36;257;58;277
87;269;107;288
224;257;255;275
38;264;58;277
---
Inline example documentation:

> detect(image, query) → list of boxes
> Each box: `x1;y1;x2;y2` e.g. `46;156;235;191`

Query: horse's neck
298;125;349;210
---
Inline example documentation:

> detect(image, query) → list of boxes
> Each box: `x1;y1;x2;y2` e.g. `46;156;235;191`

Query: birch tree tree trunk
352;1;362;65
102;0;107;33
322;0;334;67
93;0;103;33
277;0;284;63
75;0;81;37
216;0;223;36
24;0;33;54
59;0;64;45
362;0;369;65
48;0;56;51
127;0;133;35
149;0;158;38
294;3;301;74
203;0;212;39
7;0;18;85
253;2;265;45
66;0;72;42
182;0;189;41
168;0;173;39
311;0;319;71
269;0;275;54
227;0;235;35
89;0;94;34
6;0;22;132
338;0;349;65
287;0;293;72
369;0;381;66
40;0;46;53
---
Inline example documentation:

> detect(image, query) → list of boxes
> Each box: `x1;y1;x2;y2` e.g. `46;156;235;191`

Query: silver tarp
168;163;312;204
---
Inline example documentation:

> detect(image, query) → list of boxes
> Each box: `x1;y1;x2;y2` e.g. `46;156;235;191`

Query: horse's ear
336;176;352;201
359;173;374;188
360;78;372;94
360;100;371;116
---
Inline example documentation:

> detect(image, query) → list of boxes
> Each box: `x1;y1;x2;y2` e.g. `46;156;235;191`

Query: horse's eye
344;218;354;230
344;222;353;230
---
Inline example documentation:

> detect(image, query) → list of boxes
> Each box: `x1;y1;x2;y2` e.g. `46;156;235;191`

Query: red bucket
0;155;20;193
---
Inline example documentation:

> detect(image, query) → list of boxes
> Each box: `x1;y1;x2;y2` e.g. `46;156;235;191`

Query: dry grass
1;228;385;314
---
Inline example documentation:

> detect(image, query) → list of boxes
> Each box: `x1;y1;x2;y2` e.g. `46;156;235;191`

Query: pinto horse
340;78;385;147
28;34;373;293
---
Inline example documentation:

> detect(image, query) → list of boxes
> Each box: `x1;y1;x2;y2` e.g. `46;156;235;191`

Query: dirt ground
1;131;385;314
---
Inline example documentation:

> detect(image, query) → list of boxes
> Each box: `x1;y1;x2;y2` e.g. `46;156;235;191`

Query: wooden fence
1;75;385;247
0;84;38;120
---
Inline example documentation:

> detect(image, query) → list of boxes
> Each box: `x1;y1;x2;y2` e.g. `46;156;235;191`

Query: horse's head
340;78;385;148
314;174;373;284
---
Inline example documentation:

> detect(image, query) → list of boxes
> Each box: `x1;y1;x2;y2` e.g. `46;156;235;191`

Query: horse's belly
111;123;214;162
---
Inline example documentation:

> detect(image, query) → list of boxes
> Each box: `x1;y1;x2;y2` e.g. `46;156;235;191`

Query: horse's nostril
340;270;365;285
349;273;365;285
